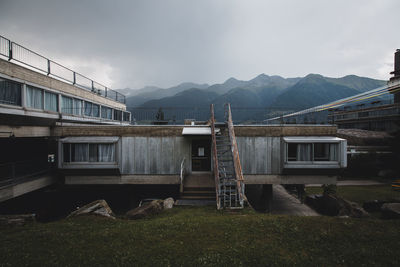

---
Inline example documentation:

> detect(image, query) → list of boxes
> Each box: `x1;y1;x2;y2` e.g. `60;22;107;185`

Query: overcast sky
0;0;399;90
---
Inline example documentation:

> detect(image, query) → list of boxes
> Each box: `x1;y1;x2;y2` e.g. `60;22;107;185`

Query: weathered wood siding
236;137;281;175
121;137;190;174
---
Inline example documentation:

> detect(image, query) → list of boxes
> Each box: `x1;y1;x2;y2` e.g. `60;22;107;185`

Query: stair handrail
179;157;186;193
225;103;246;206
210;104;221;209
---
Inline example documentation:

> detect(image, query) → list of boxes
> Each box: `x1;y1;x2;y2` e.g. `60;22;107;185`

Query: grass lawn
306;185;400;205
1;206;399;266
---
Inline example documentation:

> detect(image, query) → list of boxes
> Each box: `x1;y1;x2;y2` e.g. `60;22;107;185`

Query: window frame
283;136;346;169
59;137;119;169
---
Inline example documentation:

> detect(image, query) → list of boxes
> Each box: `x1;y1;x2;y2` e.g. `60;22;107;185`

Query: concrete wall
237;137;282;175
121;136;191;175
0;59;125;110
52;125;337;137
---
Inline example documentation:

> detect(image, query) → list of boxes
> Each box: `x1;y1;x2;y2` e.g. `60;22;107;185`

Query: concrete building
0;36;130;202
0;36;348;209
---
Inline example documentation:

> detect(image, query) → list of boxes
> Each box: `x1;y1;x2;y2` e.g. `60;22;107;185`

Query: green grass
1;207;399;266
306;185;400;205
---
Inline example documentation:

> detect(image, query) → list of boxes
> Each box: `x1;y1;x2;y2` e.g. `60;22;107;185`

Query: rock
381;203;400;219
321;194;341;216
0;214;36;226
305;194;324;212
336;197;369;218
363;200;386;212
126;200;164;219
68;199;115;219
306;194;369;218
163;197;174;209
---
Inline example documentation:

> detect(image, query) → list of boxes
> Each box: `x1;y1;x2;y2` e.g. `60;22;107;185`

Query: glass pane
44;91;58;112
61;96;73;114
89;144;98;162
329;144;338;161
114;110;122;121
73;99;82;115
287;143;297;161
92;104;99;117
71;143;88;162
297;143;312;161
63;143;70;162
314;143;330;161
26;85;43;109
0;78;21;106
101;106;112;119
98;144;115;162
84;101;92;116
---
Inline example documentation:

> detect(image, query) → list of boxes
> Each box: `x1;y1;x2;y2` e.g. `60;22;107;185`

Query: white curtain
329;144;338;161
297;143;312;161
73;99;82;115
84;101;92;116
44;91;57;111
62;96;73;114
101;107;112;119
98;144;115;162
26;86;43;109
73;144;88;162
92;104;100;117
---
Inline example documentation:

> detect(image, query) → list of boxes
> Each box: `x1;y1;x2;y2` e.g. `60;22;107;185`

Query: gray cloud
0;0;399;89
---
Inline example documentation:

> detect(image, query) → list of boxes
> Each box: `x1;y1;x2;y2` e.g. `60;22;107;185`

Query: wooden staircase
211;103;246;209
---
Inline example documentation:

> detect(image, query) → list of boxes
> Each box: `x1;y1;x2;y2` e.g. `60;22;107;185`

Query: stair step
182;191;215;197
180;195;216;200
184;187;215;192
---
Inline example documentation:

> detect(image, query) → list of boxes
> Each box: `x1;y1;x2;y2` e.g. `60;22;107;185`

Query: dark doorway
191;139;211;171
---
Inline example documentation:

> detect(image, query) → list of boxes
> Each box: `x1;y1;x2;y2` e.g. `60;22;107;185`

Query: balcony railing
0;35;125;104
0;159;52;187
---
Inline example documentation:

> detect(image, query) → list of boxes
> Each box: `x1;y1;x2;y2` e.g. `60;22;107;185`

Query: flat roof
182;127;220;135
283;136;345;142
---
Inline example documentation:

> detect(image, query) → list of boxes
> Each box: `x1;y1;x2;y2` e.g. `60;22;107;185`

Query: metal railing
0;159;51;187
210;104;221;209
0;35;126;104
179;158;186;193
225;103;246;207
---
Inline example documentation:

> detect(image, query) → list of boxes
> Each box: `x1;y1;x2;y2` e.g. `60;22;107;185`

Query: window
286;143;338;162
114;109;122;121
73;99;82;115
101;106;112;119
92;104;100;117
44;91;58;112
123;111;131;122
63;143;115;163
26;85;43;109
0;78;21;106
283;136;346;169
61;96;73;114
84;101;92;116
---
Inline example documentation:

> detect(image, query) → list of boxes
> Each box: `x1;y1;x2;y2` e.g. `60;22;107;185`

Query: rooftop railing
0;35;126;104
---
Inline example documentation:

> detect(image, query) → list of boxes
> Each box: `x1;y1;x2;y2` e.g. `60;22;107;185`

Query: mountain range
118;74;385;122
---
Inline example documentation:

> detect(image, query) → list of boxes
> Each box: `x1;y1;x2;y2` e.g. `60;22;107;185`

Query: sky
0;0;399;90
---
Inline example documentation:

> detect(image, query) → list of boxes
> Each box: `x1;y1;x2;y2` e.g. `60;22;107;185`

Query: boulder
381;203;400;219
363;200;386;212
68;199;115;219
126;200;164;219
306;194;369;218
305;194;324;212
163;197;175;209
0;214;36;226
336;197;369;218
